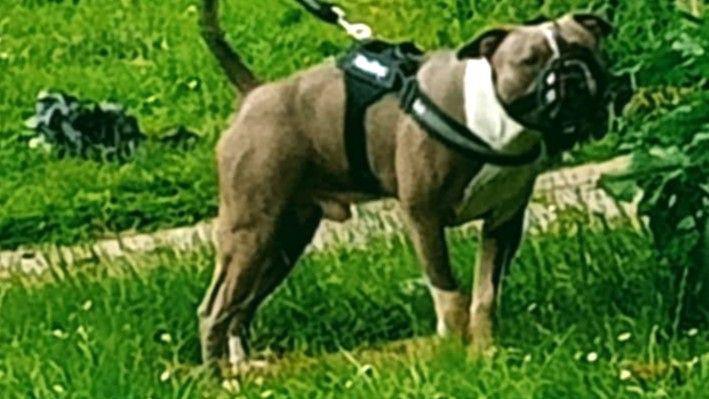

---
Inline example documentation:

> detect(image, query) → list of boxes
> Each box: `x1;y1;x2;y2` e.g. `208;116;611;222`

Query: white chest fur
454;59;545;226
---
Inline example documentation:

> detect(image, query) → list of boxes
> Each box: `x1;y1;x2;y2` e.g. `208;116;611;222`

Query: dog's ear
523;15;550;26
457;28;510;60
573;14;614;39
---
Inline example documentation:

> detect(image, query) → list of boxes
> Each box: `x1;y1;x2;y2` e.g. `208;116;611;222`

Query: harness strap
542;27;561;59
399;79;543;166
342;74;390;192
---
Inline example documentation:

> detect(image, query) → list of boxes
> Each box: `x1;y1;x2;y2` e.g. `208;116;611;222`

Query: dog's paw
431;289;470;338
467;340;498;359
467;314;494;354
221;358;271;379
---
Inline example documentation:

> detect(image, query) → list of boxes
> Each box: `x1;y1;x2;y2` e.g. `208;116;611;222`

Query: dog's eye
522;53;539;66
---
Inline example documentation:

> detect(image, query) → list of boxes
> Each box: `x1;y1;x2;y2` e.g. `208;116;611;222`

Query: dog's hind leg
198;101;317;369
197;217;272;367
198;202;321;370
225;203;322;368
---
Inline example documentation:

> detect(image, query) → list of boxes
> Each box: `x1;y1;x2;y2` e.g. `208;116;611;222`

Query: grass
1;223;707;398
0;0;705;249
1;2;705;396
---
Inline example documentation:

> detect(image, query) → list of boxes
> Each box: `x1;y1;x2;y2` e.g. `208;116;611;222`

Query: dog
197;8;616;370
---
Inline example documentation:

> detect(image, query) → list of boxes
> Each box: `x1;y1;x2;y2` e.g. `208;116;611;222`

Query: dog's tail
200;0;261;94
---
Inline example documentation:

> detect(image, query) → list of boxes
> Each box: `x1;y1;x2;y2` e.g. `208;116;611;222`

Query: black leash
294;0;339;24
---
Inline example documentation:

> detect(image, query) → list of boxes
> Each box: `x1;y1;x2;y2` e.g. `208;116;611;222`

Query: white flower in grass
619;369;632;381
52;329;68;339
626;386;645;395
687;328;698;337
160;333;172;343
76;326;89;341
688;356;700;370
617;332;632;342
159;368;172;382
52;384;65;394
81;300;92;311
586;352;598;363
28;136;48;150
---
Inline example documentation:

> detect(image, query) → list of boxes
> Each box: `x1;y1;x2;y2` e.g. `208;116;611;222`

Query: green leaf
599;175;639;202
677;216;696;231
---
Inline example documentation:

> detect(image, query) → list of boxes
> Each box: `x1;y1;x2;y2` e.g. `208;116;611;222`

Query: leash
295;0;373;40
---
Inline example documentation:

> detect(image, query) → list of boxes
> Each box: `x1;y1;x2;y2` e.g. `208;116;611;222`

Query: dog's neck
463;58;541;153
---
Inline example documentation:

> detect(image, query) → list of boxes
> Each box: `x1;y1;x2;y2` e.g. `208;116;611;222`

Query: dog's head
457;14;626;153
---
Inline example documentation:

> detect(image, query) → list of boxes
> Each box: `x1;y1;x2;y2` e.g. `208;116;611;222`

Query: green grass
0;0;705;249
1;225;707;398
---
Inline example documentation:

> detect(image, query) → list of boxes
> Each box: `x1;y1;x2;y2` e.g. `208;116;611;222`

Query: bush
599;10;708;327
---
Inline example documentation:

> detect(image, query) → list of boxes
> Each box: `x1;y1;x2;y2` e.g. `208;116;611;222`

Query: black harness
337;40;543;192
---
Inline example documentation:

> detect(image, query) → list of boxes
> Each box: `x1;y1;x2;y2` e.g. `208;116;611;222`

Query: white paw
228;335;248;367
226;336;270;376
430;287;470;337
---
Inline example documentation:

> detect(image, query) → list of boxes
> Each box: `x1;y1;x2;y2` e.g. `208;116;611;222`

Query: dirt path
1;156;634;278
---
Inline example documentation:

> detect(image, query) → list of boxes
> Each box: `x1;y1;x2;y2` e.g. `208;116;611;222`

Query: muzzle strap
542;27;561;59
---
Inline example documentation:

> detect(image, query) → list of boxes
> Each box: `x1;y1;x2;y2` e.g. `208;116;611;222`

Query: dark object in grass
23;90;145;161
23;91;202;161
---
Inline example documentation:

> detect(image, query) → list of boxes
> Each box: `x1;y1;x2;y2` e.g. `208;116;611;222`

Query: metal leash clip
332;6;373;40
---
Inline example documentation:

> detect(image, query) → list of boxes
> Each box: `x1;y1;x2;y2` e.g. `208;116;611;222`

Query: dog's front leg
403;209;470;338
468;208;525;351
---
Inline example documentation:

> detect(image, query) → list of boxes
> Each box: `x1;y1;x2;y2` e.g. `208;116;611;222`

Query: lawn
1;1;706;397
1;0;706;249
1;223;706;398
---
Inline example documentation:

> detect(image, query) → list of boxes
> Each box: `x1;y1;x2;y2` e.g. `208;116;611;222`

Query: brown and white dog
197;8;614;369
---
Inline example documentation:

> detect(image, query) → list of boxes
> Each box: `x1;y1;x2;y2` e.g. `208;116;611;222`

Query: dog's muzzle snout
504;33;633;153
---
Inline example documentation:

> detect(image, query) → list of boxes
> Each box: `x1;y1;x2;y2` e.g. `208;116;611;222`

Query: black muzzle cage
504;31;632;153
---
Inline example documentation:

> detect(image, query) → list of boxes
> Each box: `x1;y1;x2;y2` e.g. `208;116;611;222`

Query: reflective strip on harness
399;79;542;166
